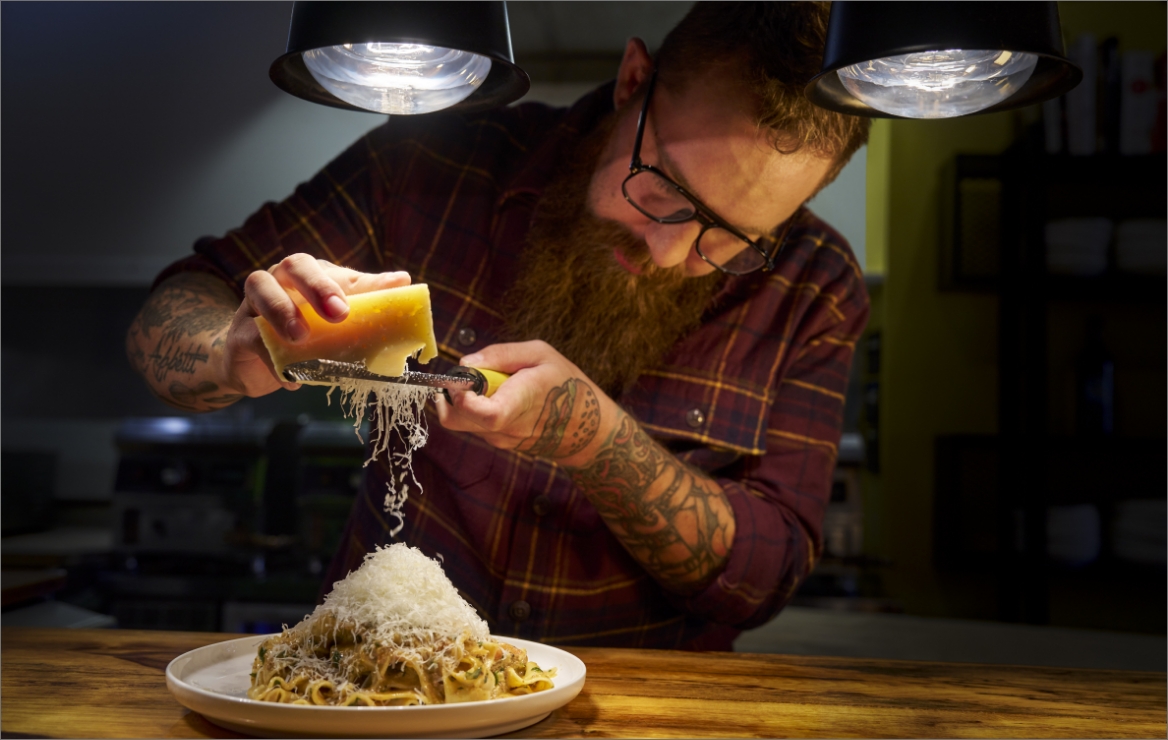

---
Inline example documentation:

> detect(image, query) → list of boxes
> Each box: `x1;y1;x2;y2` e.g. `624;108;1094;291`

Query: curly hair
654;1;869;188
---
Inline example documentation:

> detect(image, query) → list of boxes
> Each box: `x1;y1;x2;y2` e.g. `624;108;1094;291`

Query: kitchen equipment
106;417;355;632
282;359;508;397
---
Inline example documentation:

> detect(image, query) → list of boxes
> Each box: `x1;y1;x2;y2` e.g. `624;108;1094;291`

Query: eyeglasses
621;69;801;275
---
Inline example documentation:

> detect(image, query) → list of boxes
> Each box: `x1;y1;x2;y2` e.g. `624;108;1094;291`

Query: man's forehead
650;119;778;236
648;89;825;236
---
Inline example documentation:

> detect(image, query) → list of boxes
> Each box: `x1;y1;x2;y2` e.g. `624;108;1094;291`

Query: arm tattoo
147;333;209;382
168;381;239;409
517;378;601;460
127;273;239;412
568;412;735;594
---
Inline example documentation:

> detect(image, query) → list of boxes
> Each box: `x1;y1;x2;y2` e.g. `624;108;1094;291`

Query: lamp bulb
837;49;1038;118
303;43;492;115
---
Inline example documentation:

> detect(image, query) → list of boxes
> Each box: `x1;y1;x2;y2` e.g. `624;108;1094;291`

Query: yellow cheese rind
255;283;438;384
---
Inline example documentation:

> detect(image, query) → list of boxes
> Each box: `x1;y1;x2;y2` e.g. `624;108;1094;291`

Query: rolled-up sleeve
683;261;869;630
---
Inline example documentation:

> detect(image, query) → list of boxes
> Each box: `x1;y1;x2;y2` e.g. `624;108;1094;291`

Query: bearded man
127;2;870;650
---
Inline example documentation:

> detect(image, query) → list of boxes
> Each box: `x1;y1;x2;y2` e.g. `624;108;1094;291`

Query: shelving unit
937;132;1166;631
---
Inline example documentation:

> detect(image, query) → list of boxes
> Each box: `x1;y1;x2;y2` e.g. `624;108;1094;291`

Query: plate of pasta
166;634;584;738
165;545;586;738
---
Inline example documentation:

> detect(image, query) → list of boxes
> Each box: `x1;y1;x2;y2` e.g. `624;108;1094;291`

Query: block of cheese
255;283;438;385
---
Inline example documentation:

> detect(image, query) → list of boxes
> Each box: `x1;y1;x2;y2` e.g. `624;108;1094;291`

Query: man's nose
643;220;701;269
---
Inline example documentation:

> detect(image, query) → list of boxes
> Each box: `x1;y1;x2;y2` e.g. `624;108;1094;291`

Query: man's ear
613;37;653;110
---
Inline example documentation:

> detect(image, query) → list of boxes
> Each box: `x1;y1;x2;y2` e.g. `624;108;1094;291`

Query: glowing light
837;49;1038;118
303;43;491;115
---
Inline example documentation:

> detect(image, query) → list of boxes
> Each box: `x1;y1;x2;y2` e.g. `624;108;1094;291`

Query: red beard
500;115;724;398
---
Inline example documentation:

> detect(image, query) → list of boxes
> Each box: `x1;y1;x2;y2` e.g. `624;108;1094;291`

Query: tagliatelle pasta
248;627;554;706
246;544;556;706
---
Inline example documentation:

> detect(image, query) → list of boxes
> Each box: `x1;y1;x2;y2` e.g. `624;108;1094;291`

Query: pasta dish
247;544;556;706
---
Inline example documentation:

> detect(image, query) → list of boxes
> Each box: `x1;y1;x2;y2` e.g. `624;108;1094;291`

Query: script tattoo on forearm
517;378;602;460
568;412;734;594
147;331;209;382
127;272;239;411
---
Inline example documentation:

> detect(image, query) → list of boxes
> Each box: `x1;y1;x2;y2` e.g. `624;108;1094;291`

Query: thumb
460;340;554;375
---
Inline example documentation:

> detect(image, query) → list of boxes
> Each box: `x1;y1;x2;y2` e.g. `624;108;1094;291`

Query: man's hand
435;340;614;468
232;255;411;396
127;254;410;412
435;340;736;595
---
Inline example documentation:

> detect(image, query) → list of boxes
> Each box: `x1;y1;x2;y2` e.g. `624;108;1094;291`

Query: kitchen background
2;2;1164;660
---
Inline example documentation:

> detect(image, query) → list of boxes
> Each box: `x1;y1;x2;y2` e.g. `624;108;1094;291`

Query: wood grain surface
2;627;1163;738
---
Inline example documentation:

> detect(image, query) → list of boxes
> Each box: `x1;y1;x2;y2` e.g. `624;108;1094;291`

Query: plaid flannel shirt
156;82;869;650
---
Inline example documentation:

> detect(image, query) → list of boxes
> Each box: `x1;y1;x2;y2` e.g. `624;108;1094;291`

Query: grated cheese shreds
328;379;434;536
321;544;489;646
252;544;491;704
249;544;558;706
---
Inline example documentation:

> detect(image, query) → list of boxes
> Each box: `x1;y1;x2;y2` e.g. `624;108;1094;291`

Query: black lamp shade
806;1;1082;118
270;1;530;114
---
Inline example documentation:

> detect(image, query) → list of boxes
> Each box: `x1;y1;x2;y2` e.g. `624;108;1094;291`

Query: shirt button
532;495;552;517
457;327;477;346
509;600;531;622
686;408;706;428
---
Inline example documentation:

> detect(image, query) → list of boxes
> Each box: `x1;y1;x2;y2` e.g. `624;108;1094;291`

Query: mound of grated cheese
315;544;488;652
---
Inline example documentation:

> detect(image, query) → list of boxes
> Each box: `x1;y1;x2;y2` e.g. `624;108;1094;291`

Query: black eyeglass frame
621;69;800;275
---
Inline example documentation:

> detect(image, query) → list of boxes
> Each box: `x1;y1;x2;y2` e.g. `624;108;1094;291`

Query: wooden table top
2;627;1164;738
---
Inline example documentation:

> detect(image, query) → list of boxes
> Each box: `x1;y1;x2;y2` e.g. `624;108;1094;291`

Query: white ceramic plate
166;634;586;738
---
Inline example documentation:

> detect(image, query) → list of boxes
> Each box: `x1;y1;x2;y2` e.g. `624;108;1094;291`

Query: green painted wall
877;114;1012;618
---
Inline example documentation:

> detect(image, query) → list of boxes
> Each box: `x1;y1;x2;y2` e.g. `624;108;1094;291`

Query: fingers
244;269;310;343
454;341;561;421
438;343;549;443
226;306;302;393
460;340;562;375
246;253;412;343
326;265;412;296
434;392;519;448
268;255;412;326
436;342;611;462
267;254;350;324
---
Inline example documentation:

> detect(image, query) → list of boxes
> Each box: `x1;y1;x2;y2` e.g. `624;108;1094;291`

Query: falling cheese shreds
327;378;434;536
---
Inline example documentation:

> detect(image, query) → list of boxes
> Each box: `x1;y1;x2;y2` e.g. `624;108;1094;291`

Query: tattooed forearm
127;272;240;413
147;331;209;382
517;378;602;460
517;378;736;592
567;412;736;594
161;383;239;410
